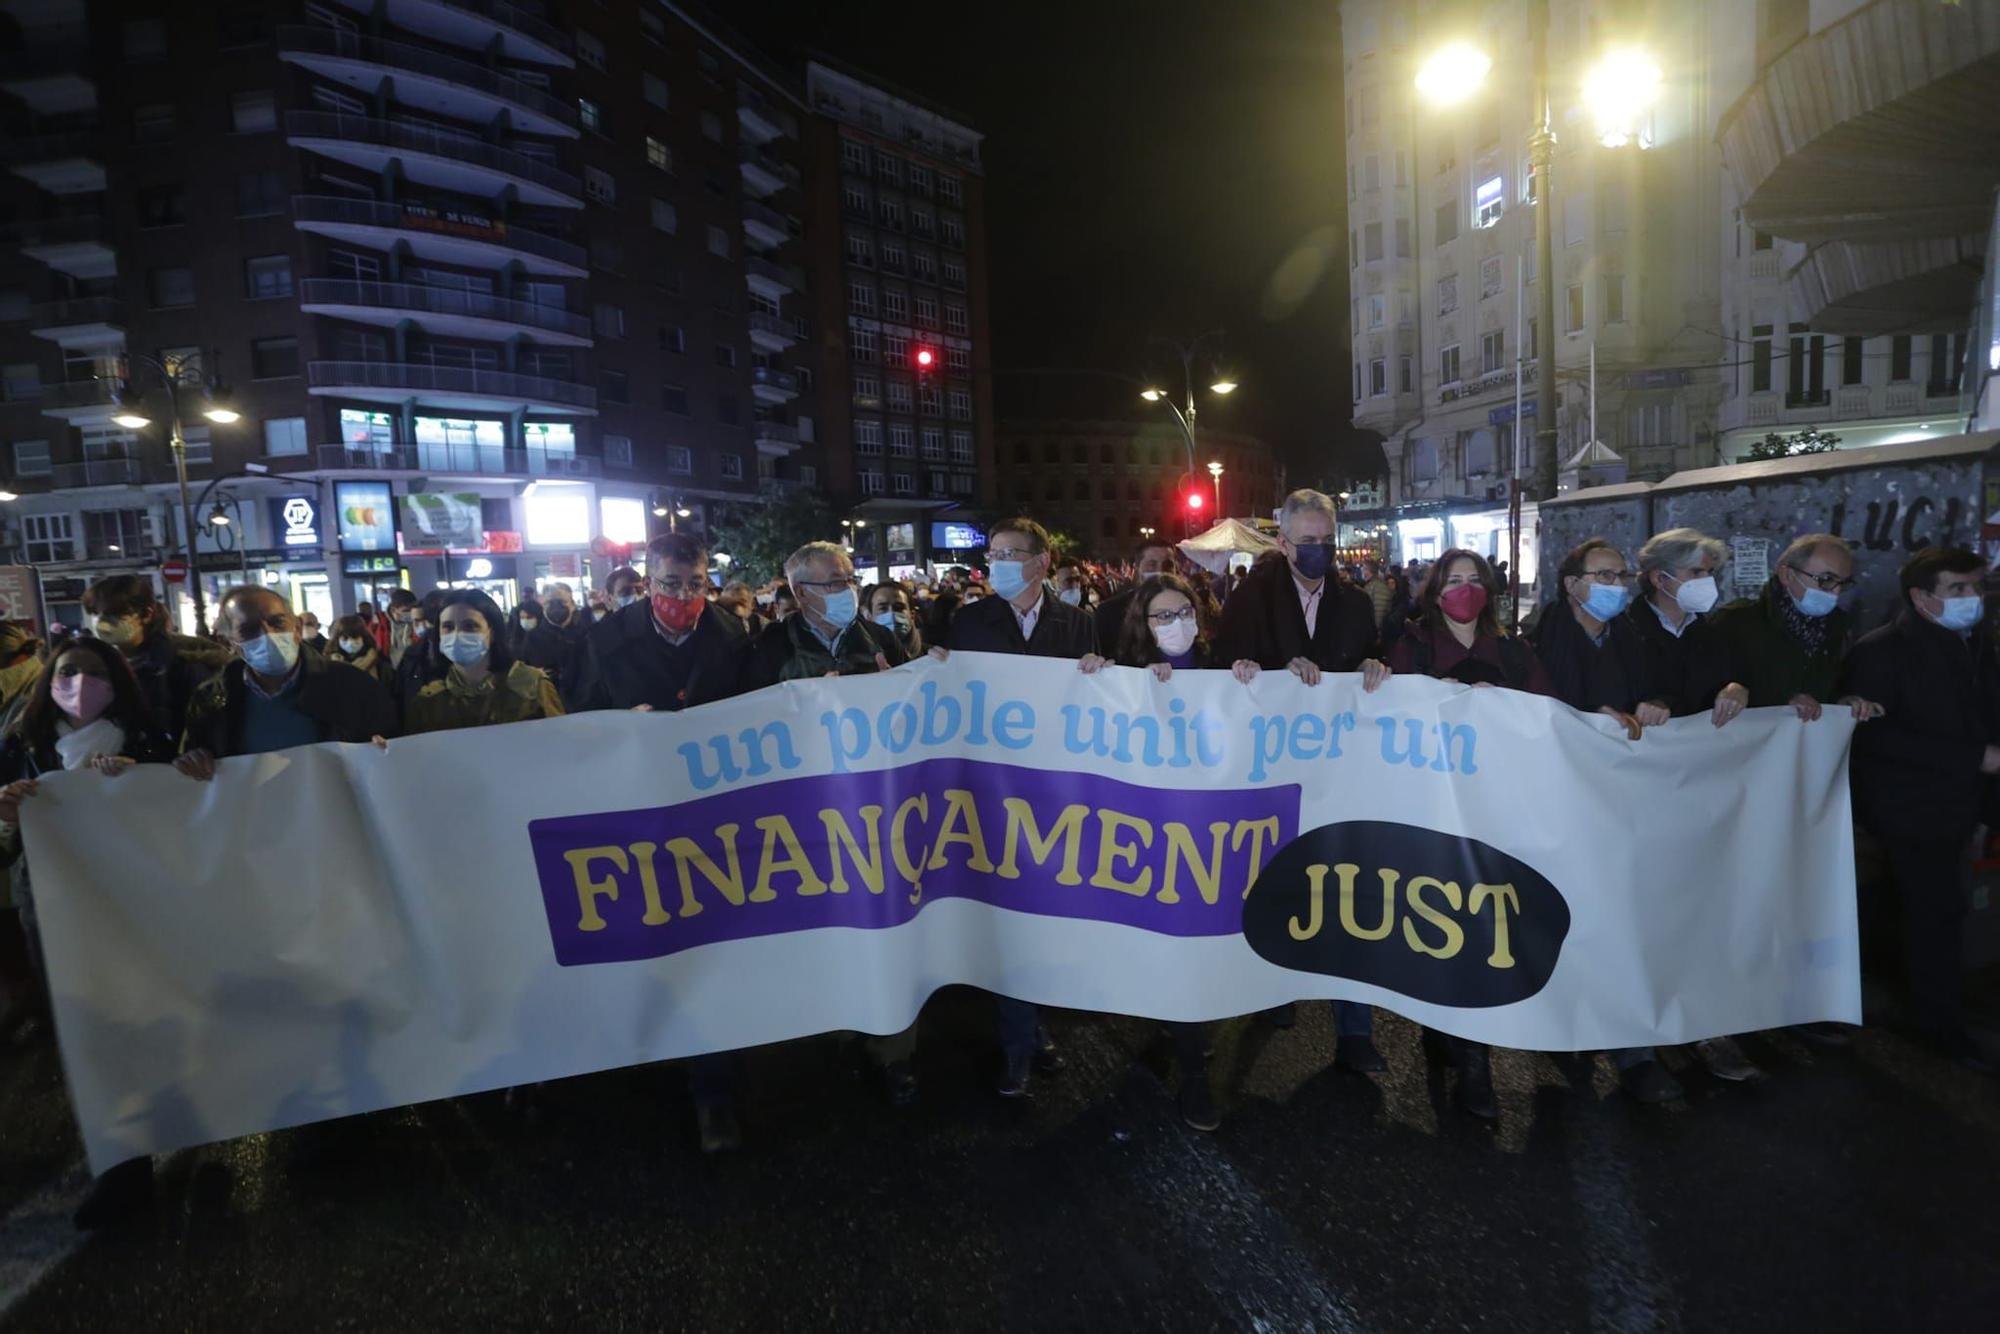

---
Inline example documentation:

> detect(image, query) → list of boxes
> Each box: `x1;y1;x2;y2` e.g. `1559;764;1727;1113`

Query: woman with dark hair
1383;549;1552;1122
509;597;565;676
0;636;175;1226
326;613;393;688
406;588;563;734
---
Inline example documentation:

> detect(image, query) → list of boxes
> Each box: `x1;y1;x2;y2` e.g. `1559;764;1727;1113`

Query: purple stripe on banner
528;757;1300;966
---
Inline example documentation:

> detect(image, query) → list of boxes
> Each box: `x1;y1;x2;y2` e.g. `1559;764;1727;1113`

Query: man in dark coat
1697;533;1879;722
177;586;397;773
1211;488;1392;1072
1842;547;2000;1069
1623;527;1746;724
575;531;749;713
745;541;906;690
943;516;1095;1096
1094;539;1177;650
82;574;231;744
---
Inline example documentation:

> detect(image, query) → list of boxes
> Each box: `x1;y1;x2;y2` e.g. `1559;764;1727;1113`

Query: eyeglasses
796;576;860;594
1575;569;1635;586
654;578;707;597
1792;566;1856;592
987;547;1038;562
1146;607;1198;627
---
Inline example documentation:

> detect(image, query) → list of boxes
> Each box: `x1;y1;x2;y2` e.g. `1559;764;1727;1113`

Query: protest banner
23;653;1858;1171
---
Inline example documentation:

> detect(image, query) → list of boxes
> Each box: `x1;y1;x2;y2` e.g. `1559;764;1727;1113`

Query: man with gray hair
746;540;907;688
1215;488;1392;1073
1624;528;1752;727
1700;532;1881;725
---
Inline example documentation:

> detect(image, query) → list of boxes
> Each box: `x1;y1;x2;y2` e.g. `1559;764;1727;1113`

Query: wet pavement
2;988;1998;1331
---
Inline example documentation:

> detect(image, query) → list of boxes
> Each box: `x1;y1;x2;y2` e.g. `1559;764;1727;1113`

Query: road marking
0;1162;90;1320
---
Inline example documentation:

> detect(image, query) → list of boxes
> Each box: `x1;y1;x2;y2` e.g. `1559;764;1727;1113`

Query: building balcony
1786;232;1987;336
737;85;797;145
745;256;802;301
747;311;797;353
1834;385;1872;416
286;112;582;208
37;377;119;422
1;213;115;279
314;442;600;476
297;277;593;345
307;360;597;415
740;148;800;199
1;129;105;194
741;199;790;251
1885;383;1920;413
322;0;573;68
27;296;123;348
0;23;94;117
277;25;577;138
50;458;145;489
751;366;800;404
292;195;585;277
754;421;800;455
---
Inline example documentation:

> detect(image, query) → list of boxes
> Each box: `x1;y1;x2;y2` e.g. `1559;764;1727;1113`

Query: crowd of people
0;487;1993;1229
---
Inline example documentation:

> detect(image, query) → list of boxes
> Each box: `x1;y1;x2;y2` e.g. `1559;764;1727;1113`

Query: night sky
731;0;1374;488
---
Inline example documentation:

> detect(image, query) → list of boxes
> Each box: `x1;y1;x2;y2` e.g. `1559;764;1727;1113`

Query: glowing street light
1206;460;1224;515
1583;47;1662;147
1140;387;1165;402
1209;379;1238;395
1414;42;1492;106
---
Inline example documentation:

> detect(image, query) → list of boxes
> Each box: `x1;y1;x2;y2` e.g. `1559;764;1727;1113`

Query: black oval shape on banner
1242;820;1568;1008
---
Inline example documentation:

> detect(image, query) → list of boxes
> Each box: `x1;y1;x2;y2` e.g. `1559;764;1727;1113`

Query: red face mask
651;592;705;634
1439;583;1489;624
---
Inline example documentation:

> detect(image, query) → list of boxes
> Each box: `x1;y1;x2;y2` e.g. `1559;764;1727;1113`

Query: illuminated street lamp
1206;460;1224;516
1413;42;1492;106
1583;47;1663;147
110;348;238;634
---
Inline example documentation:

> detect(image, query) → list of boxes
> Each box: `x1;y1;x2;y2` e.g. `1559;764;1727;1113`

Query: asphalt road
2;988;1997;1332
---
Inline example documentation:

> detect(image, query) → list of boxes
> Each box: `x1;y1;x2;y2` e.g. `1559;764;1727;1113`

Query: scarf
53;716;127;771
1770;580;1832;659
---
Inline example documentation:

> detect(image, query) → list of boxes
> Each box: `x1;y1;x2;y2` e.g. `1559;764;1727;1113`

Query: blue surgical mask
1794;585;1839;618
872;610;912;635
615;594;639;610
1581;582;1632;621
1290;542;1333;581
240;631;298;676
440;631;488;665
820;588;858;630
1936;595;1983;631
988;559;1031;600
1058;587;1083;606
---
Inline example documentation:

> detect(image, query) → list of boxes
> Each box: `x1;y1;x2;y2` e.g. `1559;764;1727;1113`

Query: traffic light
1185;489;1205;513
913;345;939;375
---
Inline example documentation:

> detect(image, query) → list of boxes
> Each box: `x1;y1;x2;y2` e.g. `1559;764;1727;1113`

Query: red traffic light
1185;491;1205;512
914;346;938;371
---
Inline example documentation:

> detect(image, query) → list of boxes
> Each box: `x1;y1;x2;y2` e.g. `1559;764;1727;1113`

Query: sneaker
996;1050;1033;1099
73;1157;154;1231
1619;1059;1685;1105
1264;1002;1298;1030
1178;1079;1221;1132
695;1102;742;1154
1456;1050;1498;1122
883;1060;920;1107
1335;1035;1388;1074
1696;1036;1763;1083
1033;1025;1065;1075
1793;1021;1855;1047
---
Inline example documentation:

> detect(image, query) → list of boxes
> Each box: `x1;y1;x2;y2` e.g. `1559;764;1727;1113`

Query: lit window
1474;176;1504;228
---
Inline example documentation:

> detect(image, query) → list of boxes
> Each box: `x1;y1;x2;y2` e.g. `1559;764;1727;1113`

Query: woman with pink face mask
0;636;174;1228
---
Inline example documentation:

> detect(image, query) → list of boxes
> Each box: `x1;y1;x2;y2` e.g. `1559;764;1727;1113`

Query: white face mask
1152;618;1198;657
1671;573;1720;615
338;637;365;656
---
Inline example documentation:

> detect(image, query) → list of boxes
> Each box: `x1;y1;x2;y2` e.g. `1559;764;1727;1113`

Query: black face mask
547;604;572;625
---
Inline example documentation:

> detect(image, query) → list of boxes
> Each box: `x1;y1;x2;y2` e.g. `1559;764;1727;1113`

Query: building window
23;513;73;564
179;425;213;465
888;423;914;457
1480;254;1503;299
717;393;739;424
1889;334;1913;381
855;419;883;453
662;383;690;414
1481;330;1505;374
593;303;625;337
847;232;873;266
1788;324;1827;404
577;30;606;70
12;439;52;477
263;417;306;457
647;198;677;234
244;254;293;299
1474;175;1504;228
1434;201;1457;246
1393;217;1411;259
889;472;914;497
940;176;965;208
914;295;939;326
945;304;968;335
584;167;616;205
578;98;605;135
882;289;908;321
1362;221;1383;263
913;252;938;283
920;427;945;461
942;257;966;289
706;225;729;258
860;471;885;496
1751;324;1774;392
646;136;671;171
1437;274;1458;316
236;170;284;217
842;140;870;175
251;336;298;379
948;389;972;420
661;324;686;354
133;102;175;142
848;282;876;316
1566;284;1585;333
138;185;185;228
1439;345;1461;384
947;346;971;374
714;344;737;369
886;379;912;413
941;216;964;248
643;73;669;110
853;373;881;403
852;329;880;364
1368;359;1387;396
1842;337;1866;386
950;430;974;464
604;435;634;468
599;369;630;403
1398;355;1413;393
701;111;723;143
910;164;933;196
667;445;692;474
1603;274;1625;323
83;509;150;559
720;453;744;480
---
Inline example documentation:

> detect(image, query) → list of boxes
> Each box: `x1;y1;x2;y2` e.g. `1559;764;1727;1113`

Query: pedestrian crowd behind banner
0;487;1993;1231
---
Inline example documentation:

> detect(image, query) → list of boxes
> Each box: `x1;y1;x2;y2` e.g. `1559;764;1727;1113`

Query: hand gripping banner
23;653;1859;1170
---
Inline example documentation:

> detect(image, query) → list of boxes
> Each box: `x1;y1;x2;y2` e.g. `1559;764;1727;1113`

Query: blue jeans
997;996;1039;1061
1330;1001;1373;1038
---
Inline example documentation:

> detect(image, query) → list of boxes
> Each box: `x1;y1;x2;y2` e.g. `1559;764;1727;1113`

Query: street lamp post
110;348;237;635
1206;460;1224;517
1141;333;1238;537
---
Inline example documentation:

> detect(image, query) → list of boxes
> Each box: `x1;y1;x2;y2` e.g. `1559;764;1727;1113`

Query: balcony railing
38;379;116;409
27;296;124;328
1784;389;1830;409
298;277;590;338
753;366;801;395
315;442;599;475
746;256;803;291
0;214;111;247
285;112;583;200
428;0;571;57
0;129;101;164
753;421;800;446
747;311;796;343
741;199;791;236
740;148;801;189
308;360;597;409
277;25;576;129
52;458;145;488
737;85;798;138
291;195;585;270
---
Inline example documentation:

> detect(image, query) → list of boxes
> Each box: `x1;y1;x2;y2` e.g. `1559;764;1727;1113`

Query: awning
1176;517;1281;574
